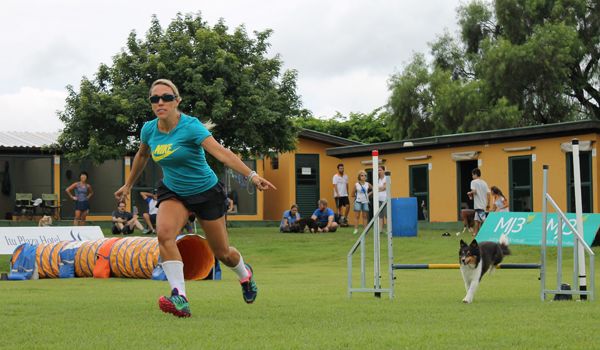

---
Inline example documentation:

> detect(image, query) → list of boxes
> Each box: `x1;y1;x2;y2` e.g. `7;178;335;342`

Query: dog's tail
499;234;511;256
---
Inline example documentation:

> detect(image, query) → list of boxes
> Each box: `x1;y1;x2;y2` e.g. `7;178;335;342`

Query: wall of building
337;133;598;223
264;138;346;221
264;152;294;221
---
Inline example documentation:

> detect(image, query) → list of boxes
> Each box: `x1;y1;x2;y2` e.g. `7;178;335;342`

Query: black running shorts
335;196;350;208
156;181;228;221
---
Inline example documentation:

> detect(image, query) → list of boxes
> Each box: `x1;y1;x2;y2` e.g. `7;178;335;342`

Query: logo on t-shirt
152;144;180;162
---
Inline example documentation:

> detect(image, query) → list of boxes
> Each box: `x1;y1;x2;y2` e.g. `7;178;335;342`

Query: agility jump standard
393;263;541;270
348;142;595;301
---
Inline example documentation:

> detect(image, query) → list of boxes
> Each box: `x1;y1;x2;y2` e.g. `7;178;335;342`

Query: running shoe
158;288;191;318
240;263;258;304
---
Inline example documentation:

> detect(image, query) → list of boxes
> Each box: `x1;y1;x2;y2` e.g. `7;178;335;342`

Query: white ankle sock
230;255;250;281
162;260;186;297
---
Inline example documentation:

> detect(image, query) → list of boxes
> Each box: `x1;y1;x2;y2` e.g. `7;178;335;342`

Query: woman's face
80;173;87;182
150;84;180;120
378;168;384;177
291;207;298;215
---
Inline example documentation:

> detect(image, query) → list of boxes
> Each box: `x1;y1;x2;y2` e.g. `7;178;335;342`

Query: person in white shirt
377;165;387;229
352;170;372;234
332;164;350;225
467;168;490;237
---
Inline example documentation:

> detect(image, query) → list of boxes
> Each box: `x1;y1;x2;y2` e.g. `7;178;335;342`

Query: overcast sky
0;0;463;132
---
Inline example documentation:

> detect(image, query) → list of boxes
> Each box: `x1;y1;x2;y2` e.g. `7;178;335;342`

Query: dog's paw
462;297;472;304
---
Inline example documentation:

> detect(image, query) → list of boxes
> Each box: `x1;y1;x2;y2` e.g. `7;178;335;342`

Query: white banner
0;226;105;254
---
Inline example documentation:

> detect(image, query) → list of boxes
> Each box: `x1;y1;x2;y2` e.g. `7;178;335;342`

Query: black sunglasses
149;94;177;104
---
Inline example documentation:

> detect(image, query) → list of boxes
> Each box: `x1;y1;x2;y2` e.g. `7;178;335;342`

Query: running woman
114;79;276;318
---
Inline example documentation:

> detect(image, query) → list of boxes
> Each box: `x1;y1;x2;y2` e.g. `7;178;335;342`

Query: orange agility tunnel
10;234;217;281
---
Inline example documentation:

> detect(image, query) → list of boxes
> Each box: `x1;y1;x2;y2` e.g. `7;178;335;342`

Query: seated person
311;199;338;233
280;204;302;232
112;201;144;235
227;191;238;213
140;190;158;234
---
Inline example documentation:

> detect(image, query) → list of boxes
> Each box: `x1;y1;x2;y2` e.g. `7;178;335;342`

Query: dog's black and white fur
459;234;510;303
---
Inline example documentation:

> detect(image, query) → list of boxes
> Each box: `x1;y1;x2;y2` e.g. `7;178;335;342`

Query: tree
58;13;302;163
387;0;600;139
296;108;392;144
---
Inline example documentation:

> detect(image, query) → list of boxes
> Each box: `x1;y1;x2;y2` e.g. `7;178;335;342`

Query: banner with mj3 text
476;212;600;247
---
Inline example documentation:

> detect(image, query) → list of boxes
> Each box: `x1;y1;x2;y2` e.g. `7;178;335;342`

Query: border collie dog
459;234;510;304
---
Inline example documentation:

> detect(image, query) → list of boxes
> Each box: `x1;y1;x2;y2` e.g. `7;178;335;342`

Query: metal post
557;216;563;292
372;150;381;297
572;139;587;299
385;171;394;299
541;165;548;301
360;235;366;288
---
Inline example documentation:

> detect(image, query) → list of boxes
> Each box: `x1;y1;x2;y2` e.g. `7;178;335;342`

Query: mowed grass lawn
1;226;599;349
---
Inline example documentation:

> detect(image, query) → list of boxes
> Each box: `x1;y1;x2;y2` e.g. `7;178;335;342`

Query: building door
295;154;320;218
566;151;593;213
409;164;429;221
456;160;477;218
509;156;532;212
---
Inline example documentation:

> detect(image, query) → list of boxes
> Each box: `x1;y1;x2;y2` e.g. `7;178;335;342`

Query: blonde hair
357;170;367;181
149;79;180;98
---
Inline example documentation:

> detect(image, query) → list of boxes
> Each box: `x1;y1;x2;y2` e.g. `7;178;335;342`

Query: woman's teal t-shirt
140;114;218;196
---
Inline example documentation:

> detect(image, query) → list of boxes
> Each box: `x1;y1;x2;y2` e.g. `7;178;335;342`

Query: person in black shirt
112;201;144;234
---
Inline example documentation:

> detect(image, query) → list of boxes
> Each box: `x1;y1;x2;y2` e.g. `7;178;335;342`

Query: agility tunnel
9;234;218;281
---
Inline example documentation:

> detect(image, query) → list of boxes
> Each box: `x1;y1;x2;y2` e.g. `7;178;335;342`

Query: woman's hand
71;196;77;201
251;175;277;191
114;184;131;202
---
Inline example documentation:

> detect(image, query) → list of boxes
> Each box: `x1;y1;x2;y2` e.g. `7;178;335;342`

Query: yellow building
325;120;599;223
263;129;362;220
3;121;598;225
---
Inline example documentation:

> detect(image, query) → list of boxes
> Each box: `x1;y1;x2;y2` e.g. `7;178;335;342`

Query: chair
15;193;34;219
42;193;61;220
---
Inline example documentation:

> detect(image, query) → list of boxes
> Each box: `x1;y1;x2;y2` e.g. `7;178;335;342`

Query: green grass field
0;227;599;349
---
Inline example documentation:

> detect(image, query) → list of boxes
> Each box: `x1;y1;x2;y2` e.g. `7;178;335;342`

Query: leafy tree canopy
58;13;302;163
295;108;393;144
388;0;599;140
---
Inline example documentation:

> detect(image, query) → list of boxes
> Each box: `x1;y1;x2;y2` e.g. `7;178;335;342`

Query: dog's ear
470;239;478;247
460;239;467;247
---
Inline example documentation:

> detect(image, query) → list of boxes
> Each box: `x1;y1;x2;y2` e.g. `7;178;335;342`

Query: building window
220;160;257;215
409;164;429;221
271;156;279;170
509;156;532;212
566;151;593;213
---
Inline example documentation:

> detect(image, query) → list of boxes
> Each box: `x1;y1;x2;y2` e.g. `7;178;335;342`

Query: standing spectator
311;199;338;233
490;186;509;212
112;201;144;234
332;164;349;226
280;204;301;232
352;170;372;235
467;168;490;236
377;165;388;230
140;190;158;234
65;171;94;226
114;78;275;318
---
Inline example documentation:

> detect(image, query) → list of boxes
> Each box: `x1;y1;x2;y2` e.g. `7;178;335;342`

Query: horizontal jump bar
392;263;541;270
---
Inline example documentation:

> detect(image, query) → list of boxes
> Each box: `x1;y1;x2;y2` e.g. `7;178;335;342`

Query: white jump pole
572;139;587;299
372;150;381;297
